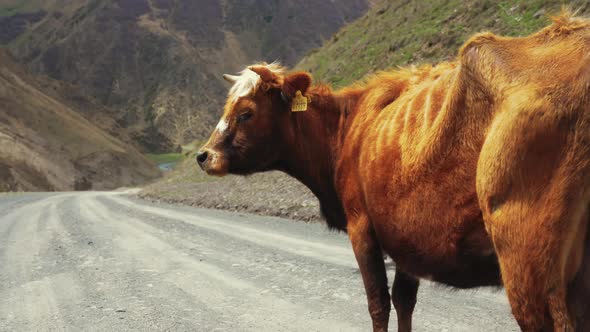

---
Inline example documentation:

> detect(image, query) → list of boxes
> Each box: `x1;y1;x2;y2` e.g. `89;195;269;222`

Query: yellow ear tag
291;90;310;112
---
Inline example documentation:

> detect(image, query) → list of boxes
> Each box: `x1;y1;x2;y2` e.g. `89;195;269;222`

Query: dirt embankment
139;161;322;222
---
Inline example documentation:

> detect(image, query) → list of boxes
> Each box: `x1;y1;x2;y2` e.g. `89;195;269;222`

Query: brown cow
198;13;590;331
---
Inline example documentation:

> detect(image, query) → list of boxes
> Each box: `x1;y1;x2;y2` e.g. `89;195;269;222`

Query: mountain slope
298;0;590;87
2;0;369;150
0;50;159;191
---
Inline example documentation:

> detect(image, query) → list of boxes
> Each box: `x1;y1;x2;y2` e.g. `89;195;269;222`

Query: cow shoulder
460;16;590;95
458;32;513;96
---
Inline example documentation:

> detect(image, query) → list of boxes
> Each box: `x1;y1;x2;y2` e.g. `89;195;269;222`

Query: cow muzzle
196;148;228;176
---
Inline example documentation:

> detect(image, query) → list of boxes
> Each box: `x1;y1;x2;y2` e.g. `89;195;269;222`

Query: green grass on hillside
0;1;40;17
148;150;220;189
297;0;590;88
146;153;185;165
0;5;24;17
149;141;218;184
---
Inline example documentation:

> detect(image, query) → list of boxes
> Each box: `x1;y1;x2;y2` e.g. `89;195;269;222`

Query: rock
533;9;545;19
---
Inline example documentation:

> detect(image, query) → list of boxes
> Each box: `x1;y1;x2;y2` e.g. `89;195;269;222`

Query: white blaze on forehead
227;61;285;102
215;118;228;134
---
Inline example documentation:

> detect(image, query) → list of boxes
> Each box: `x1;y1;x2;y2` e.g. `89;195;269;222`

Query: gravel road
0;191;519;331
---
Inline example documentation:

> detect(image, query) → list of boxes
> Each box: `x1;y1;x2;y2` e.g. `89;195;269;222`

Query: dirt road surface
0;191;518;331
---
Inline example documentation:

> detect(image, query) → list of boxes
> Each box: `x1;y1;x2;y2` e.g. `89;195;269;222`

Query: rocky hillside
1;0;369;151
0;50;160;191
298;0;590;87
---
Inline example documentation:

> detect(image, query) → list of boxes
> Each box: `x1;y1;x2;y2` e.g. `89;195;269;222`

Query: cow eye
237;111;253;123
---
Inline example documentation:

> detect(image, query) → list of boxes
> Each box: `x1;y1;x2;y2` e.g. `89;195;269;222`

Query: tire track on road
0;200;74;332
92;194;372;327
0;192;520;331
106;194;356;268
81;194;364;332
64;195;212;331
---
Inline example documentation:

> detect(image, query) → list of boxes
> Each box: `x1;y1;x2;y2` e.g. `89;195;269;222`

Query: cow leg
475;99;590;331
480;188;589;332
479;183;588;331
348;214;390;332
567;213;590;332
392;267;419;332
478;182;588;331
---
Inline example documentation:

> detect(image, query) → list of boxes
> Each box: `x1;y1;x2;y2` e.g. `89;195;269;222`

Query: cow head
197;62;312;176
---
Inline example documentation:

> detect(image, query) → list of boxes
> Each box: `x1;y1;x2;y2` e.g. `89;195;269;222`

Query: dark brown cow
198;13;590;331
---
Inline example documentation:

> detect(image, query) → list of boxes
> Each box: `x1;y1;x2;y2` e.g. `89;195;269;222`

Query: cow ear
282;72;312;98
248;65;281;88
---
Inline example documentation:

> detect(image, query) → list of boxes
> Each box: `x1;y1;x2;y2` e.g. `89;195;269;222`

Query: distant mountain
1;0;369;151
0;50;159;191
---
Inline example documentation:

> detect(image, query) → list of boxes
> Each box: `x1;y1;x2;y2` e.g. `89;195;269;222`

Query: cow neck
278;86;349;230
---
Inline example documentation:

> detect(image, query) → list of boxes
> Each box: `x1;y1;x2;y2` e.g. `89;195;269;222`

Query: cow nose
196;150;209;165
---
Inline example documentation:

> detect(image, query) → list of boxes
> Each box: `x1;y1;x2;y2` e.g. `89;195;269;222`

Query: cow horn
223;74;239;83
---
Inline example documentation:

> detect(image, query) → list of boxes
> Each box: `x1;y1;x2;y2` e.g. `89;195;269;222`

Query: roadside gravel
140;170;323;222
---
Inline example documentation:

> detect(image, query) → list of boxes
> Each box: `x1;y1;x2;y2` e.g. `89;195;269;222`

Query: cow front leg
392;267;419;332
348;214;390;332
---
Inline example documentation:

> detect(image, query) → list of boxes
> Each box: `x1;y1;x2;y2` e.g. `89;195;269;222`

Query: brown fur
199;12;590;331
